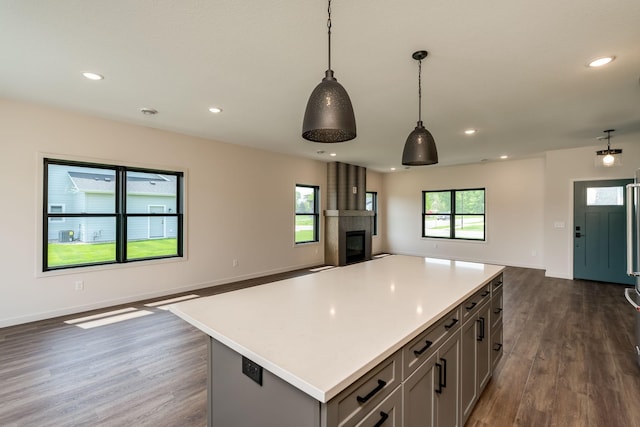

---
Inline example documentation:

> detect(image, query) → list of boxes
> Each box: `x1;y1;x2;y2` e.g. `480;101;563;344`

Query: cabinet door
404;353;437;427
460;317;478;423
477;303;491;392
436;333;460;427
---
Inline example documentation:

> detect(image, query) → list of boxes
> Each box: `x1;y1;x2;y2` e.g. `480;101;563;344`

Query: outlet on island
242;356;263;386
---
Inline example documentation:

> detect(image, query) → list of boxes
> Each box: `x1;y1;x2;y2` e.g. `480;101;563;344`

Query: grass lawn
48;238;178;267
295;229;315;243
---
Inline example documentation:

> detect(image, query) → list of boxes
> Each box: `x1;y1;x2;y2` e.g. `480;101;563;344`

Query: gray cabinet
404;331;460;427
404;352;436;427
460;276;501;424
323;351;402;426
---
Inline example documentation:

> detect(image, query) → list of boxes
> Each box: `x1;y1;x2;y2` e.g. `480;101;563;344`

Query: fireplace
345;230;366;264
324;162;373;266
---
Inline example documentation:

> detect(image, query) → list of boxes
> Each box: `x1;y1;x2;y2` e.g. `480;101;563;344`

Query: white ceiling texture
1;0;639;172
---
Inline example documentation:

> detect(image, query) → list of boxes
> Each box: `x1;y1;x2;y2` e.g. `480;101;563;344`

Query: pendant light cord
327;0;332;71
418;58;422;123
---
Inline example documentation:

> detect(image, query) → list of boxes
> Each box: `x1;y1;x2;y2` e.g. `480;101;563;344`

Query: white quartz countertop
170;255;505;402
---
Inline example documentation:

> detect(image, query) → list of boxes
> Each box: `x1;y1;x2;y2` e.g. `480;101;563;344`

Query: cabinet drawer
491;324;504;371
325;351;402;427
351;385;402;427
491;288;503;329
491;273;504;293
403;307;460;377
461;284;491;323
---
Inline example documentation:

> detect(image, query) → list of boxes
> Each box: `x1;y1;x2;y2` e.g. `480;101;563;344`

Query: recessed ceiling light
500;155;508;160
208;107;223;114
588;56;615;68
464;129;477;135
390;167;396;171
330;153;337;157
82;72;104;80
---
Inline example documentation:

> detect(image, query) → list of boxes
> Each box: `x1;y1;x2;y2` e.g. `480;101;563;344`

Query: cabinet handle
413;340;433;357
481;290;490;297
373;411;389;427
356;379;386;404
444;318;458;330
493;343;503;352
465;302;477;311
435;363;443;394
494;307;503;314
440;358;447;388
477;317;485;341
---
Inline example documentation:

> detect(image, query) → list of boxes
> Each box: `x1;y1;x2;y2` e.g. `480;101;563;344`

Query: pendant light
596;129;622;167
302;0;356;143
402;51;438;166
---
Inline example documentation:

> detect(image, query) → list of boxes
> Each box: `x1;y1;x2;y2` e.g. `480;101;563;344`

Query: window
423;188;485;240
48;204;65;222
43;159;184;271
295;184;319;244
586;186;624;206
366;191;378;236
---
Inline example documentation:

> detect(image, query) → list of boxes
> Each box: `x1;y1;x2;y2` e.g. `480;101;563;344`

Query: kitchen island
170;255;505;427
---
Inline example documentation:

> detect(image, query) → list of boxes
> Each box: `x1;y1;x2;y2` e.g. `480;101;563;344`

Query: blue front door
574;179;635;284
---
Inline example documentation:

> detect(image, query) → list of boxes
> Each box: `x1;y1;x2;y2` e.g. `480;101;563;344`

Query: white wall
543;141;640;279
0;98;328;327
382;158;545;269
366;169;384;255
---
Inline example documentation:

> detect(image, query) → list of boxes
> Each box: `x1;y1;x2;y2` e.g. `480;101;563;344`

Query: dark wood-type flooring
1;266;638;426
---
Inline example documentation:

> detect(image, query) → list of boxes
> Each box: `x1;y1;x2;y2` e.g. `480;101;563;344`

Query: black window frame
294;184;320;244
43;158;184;271
366;191;378;236
422;188;486;241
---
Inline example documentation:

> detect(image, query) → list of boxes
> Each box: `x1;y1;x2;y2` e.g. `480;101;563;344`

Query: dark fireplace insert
345;230;366;264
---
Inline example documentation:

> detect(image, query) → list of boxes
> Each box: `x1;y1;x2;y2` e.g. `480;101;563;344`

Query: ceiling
1;0;639;172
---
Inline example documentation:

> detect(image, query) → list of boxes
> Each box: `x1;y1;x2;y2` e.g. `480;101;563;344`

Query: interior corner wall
543;140;640;279
0;98;327;327
381;158;545;269
366;170;384;255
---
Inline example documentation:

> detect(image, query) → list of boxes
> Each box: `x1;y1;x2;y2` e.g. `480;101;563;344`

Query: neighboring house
47;168;178;243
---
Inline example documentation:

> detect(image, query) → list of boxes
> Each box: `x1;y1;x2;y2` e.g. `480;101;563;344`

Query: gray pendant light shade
402;50;438;166
303;70;356;142
402;121;438;165
302;0;356;143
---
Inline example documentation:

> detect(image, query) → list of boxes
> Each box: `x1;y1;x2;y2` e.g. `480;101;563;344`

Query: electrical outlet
233;259;239;267
242;356;263;386
75;280;84;291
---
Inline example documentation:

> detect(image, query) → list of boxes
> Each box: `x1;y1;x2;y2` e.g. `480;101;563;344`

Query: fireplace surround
324;162;373;266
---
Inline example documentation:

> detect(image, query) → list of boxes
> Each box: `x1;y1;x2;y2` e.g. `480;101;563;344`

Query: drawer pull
481;290;490;297
444;318;458;330
493;343;503;352
413;340;433;357
373;411;389;427
465;302;477;311
356;379;386;404
494;307;503;314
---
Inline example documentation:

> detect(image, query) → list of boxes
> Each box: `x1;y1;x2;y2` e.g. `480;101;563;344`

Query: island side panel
209;338;321;427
